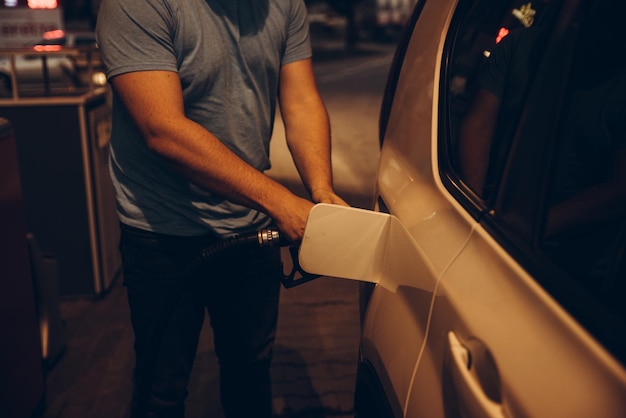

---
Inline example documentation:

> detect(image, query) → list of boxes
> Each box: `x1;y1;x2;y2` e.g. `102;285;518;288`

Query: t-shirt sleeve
282;0;312;65
96;0;178;79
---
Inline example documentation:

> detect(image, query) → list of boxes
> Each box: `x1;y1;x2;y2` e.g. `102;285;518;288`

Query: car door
353;0;473;416
406;0;626;416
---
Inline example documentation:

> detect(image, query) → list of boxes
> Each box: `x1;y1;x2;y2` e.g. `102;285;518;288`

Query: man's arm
456;88;501;195
278;58;347;206
109;70;314;242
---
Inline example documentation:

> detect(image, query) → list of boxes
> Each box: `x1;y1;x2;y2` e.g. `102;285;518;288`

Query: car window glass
446;0;558;201
444;0;626;362
539;0;626;324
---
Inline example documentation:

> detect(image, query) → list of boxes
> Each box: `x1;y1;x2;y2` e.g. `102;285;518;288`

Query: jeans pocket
119;227;188;284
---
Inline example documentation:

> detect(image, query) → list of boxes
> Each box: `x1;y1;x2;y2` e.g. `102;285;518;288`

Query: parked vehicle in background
0;30;105;98
306;0;417;47
359;0;416;38
299;0;626;416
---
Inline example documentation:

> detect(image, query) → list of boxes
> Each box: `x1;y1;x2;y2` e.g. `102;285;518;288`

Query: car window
444;0;558;199
536;0;626;346
442;0;626;363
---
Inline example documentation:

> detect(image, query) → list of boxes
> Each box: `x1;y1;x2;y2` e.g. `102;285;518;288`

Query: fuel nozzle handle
200;227;288;263
195;227;317;288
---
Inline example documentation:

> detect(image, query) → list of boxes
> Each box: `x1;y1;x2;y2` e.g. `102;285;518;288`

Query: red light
33;45;62;52
496;27;510;44
27;0;58;9
43;30;65;40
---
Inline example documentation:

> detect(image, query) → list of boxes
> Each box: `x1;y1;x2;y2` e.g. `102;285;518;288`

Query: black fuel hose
199;228;289;263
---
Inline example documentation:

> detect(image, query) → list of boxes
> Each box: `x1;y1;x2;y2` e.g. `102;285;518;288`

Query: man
95;0;346;417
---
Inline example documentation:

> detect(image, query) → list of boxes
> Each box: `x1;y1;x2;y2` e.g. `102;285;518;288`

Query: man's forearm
149;116;304;214
282;97;335;199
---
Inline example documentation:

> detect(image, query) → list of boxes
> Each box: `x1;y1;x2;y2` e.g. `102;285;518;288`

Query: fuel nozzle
195;227;318;288
257;228;289;247
200;227;287;263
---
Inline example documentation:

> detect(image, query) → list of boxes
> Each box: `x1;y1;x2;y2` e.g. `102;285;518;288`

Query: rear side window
536;0;626;344
443;0;558;201
441;0;626;363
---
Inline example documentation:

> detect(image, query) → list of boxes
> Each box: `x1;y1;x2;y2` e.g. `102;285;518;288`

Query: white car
299;0;626;416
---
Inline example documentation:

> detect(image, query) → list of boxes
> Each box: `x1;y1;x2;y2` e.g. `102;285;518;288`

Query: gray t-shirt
96;0;312;237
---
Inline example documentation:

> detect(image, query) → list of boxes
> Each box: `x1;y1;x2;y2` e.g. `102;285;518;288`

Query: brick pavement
271;255;361;418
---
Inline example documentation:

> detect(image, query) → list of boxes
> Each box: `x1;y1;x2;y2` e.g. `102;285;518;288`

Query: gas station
1;2;120;416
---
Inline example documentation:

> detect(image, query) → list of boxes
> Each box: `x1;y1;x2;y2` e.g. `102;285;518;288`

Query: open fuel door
295;203;418;289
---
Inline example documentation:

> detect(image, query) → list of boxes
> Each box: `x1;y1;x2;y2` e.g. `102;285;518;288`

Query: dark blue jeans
119;224;282;418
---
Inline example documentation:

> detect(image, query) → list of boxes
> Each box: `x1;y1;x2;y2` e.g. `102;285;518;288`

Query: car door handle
447;331;505;418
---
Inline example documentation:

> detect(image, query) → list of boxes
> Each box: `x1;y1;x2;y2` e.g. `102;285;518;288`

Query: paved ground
185;275;362;418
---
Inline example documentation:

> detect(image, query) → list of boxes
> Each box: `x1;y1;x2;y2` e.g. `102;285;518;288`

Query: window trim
437;0;489;221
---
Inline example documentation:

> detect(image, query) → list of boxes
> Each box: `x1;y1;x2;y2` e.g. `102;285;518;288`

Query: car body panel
378;146;475;274
365;2;466;414
408;223;626;417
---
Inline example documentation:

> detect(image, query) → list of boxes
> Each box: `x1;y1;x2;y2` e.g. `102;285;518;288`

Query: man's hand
311;188;349;206
272;188;347;245
270;194;315;244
